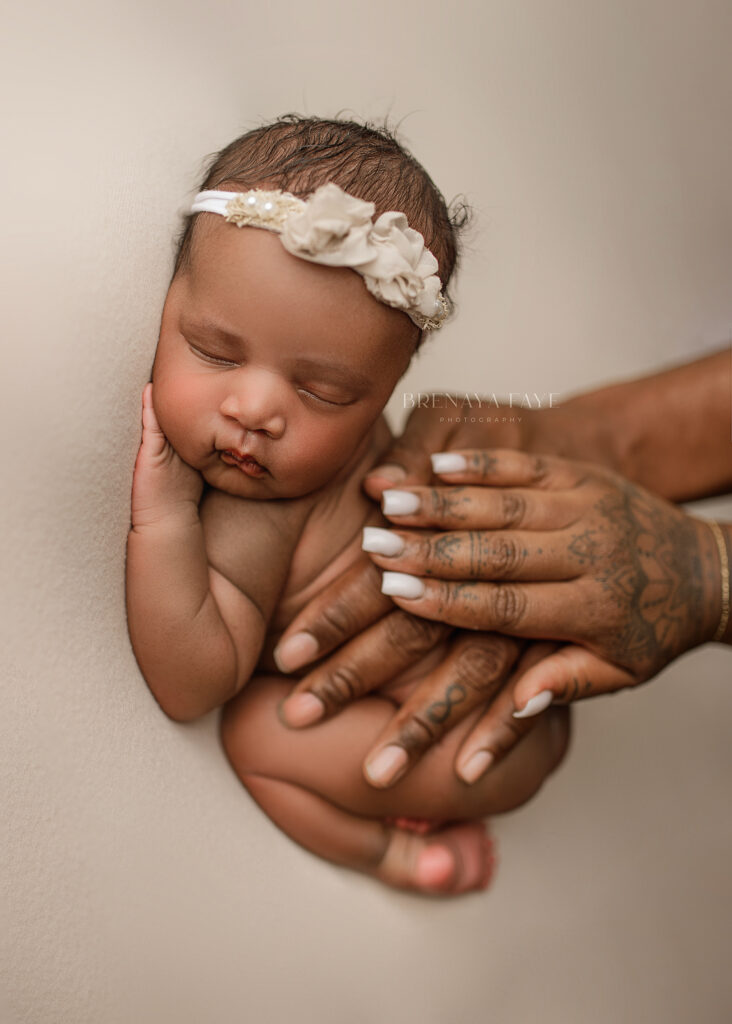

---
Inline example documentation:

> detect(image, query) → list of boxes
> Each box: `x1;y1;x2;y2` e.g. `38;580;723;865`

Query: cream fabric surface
2;2;731;1022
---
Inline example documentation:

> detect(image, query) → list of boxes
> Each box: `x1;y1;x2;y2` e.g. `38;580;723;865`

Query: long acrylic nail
365;745;409;786
273;631;319;673
382;490;421;516
280;692;325;727
513;690;553;719
458;750;494;784
362;527;405;557
431;452;467;474
381;572;425;599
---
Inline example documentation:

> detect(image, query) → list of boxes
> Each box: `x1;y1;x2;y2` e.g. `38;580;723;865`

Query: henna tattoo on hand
568;528;602;567
429;486;469;522
430;533;462;571
468;451;499;477
591;483;707;673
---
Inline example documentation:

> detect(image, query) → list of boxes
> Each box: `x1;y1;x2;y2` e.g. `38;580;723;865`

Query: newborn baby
126;116;568;895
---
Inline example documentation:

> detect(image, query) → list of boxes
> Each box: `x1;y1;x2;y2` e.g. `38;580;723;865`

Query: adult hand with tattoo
274;551;547;783
364;447;730;781
275;348;731;788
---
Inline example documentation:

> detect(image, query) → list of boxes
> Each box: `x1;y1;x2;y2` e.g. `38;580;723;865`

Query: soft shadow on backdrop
2;2;731;1022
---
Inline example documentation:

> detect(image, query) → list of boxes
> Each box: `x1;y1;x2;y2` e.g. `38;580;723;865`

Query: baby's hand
131;383;203;528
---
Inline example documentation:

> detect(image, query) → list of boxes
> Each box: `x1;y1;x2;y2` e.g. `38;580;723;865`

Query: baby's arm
126;385;306;721
222;675;569;891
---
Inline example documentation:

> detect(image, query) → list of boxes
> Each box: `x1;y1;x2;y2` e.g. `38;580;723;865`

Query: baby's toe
376;821;496;896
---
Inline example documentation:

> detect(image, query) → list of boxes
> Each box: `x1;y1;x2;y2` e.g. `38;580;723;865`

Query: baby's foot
376;821;496;895
383;815;444;835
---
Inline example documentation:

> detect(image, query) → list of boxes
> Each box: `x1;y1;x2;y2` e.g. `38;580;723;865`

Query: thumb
364;407;451;500
139;382;170;460
141;382;164;435
511;645;637;716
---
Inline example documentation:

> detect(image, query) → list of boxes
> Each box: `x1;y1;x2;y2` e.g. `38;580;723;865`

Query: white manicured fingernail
362;527;405;557
513;690;553;719
459;750;494;784
381;571;425;599
431;452;467;474
382;490;421;516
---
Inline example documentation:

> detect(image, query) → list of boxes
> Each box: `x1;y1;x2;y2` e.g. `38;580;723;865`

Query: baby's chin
203;461;318;501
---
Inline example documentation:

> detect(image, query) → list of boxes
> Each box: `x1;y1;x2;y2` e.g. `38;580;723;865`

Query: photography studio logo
401;391;560;423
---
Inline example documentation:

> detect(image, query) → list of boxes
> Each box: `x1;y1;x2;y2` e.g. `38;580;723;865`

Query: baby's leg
221;675;569;892
240;771;494;894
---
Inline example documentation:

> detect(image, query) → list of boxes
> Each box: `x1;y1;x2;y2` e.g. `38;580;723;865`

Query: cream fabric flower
280;184;445;325
280;184;376;266
192;182;448;329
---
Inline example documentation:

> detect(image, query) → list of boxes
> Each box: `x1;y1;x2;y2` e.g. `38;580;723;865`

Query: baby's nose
219;369;286;439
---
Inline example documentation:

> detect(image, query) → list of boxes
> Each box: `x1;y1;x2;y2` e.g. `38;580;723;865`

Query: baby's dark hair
173;115;468;299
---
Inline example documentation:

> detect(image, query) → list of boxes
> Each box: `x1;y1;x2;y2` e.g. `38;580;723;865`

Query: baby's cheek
154;373;205;450
287;425;354;486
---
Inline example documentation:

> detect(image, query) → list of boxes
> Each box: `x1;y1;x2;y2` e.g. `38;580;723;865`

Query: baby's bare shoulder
200;486;314;598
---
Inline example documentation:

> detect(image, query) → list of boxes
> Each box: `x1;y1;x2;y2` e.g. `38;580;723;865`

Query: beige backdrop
2;1;731;1022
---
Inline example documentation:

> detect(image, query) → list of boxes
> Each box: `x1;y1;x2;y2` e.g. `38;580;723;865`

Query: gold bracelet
708;520;730;643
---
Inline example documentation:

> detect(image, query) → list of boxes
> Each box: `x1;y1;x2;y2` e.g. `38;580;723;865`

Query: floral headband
190;183;449;331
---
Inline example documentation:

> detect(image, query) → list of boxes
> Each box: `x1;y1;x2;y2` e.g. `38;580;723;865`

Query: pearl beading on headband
190;184;449;331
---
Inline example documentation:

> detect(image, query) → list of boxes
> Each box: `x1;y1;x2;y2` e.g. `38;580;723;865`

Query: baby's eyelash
189;343;237;366
297;388;354;408
187;341;354;406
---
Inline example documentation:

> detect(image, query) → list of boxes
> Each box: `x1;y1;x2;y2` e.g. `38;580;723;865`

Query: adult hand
274;551;562;789
367;448;724;728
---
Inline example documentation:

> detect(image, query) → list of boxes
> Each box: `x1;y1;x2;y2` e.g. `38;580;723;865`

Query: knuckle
317;664;363;708
530;455;550;486
500;490;527;527
483;534;524;577
395;714;436;756
441;580;466;616
418;532;440;569
491;585;527;629
427;487;443;517
316;602;360;644
384;611;443;656
454;638;514;692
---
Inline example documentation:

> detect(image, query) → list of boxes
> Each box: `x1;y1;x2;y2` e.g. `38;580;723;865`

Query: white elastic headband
190;183;448;331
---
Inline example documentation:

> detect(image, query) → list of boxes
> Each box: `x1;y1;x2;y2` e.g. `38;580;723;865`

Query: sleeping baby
126;115;568;895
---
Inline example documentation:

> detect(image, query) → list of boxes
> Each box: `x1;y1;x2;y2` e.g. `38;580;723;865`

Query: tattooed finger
362;633;521;788
431;448;588;491
511;644;637;715
364;526;583;581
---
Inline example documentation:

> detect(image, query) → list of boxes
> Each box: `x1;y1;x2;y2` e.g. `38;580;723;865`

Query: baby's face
152;220;416;499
